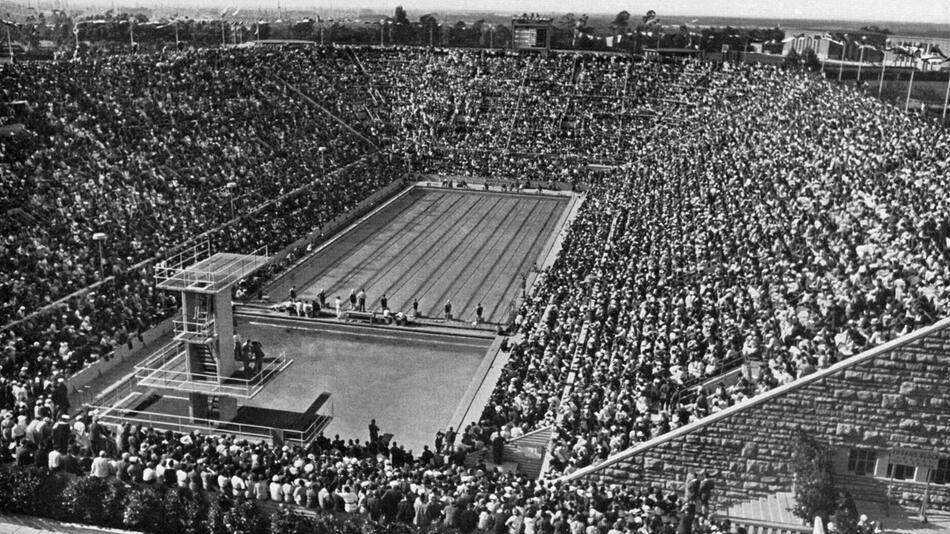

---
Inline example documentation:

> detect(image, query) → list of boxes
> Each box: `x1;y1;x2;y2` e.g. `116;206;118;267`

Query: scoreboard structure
511;16;552;52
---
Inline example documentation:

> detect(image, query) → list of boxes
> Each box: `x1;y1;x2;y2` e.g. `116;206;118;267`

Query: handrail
134;341;185;372
173;316;216;338
156;243;270;291
134;347;289;398
508;424;554;443
558;316;950;483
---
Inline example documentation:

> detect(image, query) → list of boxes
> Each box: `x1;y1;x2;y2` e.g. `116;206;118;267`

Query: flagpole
857;46;865;83
6;26;13;65
837;41;844;82
174;21;179;49
942;73;950;125
905;67;915;113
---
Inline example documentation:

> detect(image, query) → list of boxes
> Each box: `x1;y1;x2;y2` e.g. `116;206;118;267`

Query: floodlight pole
942;74;950;125
857;46;865;82
837;43;844;82
878;60;886;98
93;233;107;277
905;67;915;113
226;181;237;220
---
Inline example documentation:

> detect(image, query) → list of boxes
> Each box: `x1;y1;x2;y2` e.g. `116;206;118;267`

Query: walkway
0;513;141;534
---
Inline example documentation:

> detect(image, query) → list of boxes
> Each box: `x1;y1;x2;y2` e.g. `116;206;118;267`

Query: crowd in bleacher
0;44;946;532
4;409;729;534
460;60;950;473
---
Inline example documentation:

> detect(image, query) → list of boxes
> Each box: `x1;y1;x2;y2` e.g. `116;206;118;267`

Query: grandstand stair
461;426;553;479
723;491;798;525
208;395;221;419
274;78;379;150
501;426;553;480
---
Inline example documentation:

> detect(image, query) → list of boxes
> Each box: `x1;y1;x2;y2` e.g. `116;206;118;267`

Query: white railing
173;316;216;340
134;344;290;399
155;243;270;292
92;395;325;445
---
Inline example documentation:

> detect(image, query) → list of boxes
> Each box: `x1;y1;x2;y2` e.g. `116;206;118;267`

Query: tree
786;48;801;66
393;6;409;25
860;25;891;34
269;506;319;534
611;10;630;31
802;48;821;71
122;486;164;532
290;19;315;40
790;430;839;524
419;14;439;46
257;22;271;41
222;498;266;534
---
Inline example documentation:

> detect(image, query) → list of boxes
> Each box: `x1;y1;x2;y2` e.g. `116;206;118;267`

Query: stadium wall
68;317;174;396
561;317;950;511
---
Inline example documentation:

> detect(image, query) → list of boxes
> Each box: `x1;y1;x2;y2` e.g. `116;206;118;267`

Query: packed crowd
2;408;730;534
0;44;948;530
464;62;950;472
0;48;377;324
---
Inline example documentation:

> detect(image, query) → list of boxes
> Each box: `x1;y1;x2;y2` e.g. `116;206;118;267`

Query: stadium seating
1;45;947;533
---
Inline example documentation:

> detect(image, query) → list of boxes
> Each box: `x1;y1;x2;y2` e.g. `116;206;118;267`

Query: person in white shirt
341;485;359;513
231;472;247;497
506;507;524;534
90;451;114;478
318;485;331;509
48;448;63;471
217;470;230;493
142;462;158;484
282;479;294;504
270;476;283;501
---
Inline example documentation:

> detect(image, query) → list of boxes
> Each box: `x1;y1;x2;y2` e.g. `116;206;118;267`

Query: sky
180;0;950;24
